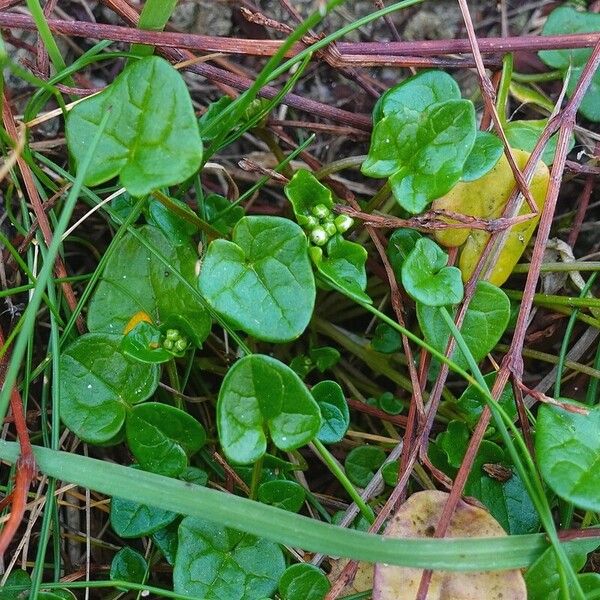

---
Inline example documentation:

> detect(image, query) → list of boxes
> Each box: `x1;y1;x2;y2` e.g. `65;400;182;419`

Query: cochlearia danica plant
2;2;600;599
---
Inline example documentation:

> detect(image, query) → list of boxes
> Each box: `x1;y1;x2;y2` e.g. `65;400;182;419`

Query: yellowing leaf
432;150;549;286
373;490;526;600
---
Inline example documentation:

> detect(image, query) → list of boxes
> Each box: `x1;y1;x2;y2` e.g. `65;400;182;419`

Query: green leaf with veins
536;403;600;511
373;70;461;123
204;193;244;235
456;372;517;428
278;563;331;600
525;538;600;600
153;520;180;565
539;6;600;122
433;420;539;534
258;480;306;513
199;216;315;343
461;131;503;182
416;281;510;372
121;321;171;364
505;120;574;165
125;403;206;477
310;235;370;304
110;547;147;585
387;228;422;279
66;56;203;196
217;355;321;465
344;445;386;488
401;237;464;307
111;495;178;538
174;517;285;600
60;334;158;444
285;169;334;227
312;380;349;444
362;100;476;213
88;225;211;347
147;196;197;245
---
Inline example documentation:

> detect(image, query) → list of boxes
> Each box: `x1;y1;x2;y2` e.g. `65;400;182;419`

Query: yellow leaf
373;490;526;600
123;311;153;335
432;149;549;286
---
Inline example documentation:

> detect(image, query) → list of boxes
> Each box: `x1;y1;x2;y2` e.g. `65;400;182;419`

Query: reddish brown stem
0;328;36;559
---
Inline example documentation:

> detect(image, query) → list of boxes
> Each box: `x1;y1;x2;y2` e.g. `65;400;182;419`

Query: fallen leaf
373;490;526;600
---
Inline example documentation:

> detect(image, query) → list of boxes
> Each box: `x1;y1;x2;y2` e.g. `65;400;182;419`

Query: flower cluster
163;328;189;353
304;204;354;247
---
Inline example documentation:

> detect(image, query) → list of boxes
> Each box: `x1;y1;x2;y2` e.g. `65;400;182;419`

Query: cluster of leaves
13;13;598;599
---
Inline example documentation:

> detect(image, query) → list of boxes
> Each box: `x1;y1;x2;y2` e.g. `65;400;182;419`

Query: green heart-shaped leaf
539;6;600;122
310;234;370;304
66;56;202;196
217;355;321;465
110;547;147;585
258;480;306;513
174;517;285;599
88;225;211;347
278;564;331;600
126;403;206;477
373;70;461;123
111;495;178;538
362;100;476;213
505;120;574;165
312;380;349;444
401;237;463;307
285;169;334;227
416;281;510;372
461;131;503;182
60;334;159;444
536;403;600;512
199;216;315;342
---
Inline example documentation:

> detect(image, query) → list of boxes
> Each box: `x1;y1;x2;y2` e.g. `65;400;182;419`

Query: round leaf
416;281;510;372
278;564;331;600
536;403;600;512
88;225;211;347
174;516;285;599
310;235;370;304
199;216;315;342
66;56;203;196
125;403;206;477
312;380;349;444
258;480;306;513
110;547;147;585
362;100;477;213
373;70;461;122
461;131;503;182
373;491;526;599
505;120;574;166
217;355;322;464
345;445;386;488
60;334;158;444
111;496;178;538
401;237;464;307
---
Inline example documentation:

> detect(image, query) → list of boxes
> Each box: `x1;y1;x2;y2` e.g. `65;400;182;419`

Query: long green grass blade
0;441;587;572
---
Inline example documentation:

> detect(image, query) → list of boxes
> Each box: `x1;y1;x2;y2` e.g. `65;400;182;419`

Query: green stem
152;190;221;239
555;274;597;398
312;439;374;524
132;0;179;57
437;307;582;599
166;359;183;411
513;261;600;273
512;70;565;83
25;0;71;83
496;53;513;128
249;455;264;501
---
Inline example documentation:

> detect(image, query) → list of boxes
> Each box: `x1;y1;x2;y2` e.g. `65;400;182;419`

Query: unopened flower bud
311;204;330;219
310;226;328;246
334;214;354;234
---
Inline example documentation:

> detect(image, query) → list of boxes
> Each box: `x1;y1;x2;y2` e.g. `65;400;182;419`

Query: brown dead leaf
373;490;526;600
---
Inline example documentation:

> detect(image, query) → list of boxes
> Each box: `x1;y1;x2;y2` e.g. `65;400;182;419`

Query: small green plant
3;4;600;599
